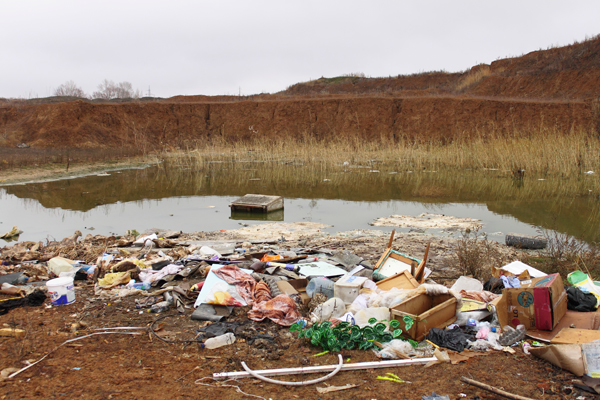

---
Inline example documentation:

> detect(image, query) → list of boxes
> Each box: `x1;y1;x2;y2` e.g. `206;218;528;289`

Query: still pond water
1;162;598;244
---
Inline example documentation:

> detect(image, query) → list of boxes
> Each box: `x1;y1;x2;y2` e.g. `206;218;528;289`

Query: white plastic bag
374;339;414;359
310;297;346;323
353;307;390;327
199;246;222;259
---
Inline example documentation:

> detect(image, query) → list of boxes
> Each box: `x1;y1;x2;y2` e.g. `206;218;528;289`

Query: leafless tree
53;81;87;97
92;79;141;100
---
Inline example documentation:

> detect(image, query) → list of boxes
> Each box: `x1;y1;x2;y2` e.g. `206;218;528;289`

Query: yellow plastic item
98;272;131;286
376;373;406;383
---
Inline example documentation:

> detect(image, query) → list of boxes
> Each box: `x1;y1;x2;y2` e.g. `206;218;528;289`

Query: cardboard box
495;273;568;331
287;278;310;305
287;278;308;292
390;293;457;341
276;281;299;296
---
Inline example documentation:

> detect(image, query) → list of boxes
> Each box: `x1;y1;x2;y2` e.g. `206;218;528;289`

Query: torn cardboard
530;340;600;378
495;273;567;331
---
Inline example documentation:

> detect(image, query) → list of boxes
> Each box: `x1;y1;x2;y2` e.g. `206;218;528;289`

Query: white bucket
46;277;76;305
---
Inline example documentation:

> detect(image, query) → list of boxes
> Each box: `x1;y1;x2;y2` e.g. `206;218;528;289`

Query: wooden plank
386;229;395;248
376;270;419;291
414;242;430;284
0;328;25;338
373;231;395;272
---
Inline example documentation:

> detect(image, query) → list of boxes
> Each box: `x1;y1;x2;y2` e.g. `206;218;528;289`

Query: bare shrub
92;79;141;100
53;80;87;98
452;228;508;281
542;229;586;261
538;229;600;278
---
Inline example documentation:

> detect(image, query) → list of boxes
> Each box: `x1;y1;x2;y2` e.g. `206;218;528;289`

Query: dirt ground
0;290;576;400
0;228;592;400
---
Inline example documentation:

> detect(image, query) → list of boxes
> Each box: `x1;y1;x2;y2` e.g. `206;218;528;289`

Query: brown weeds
451;229;509;281
159;126;600;179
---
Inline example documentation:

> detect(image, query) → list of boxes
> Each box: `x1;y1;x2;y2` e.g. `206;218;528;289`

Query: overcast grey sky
2;1;599;99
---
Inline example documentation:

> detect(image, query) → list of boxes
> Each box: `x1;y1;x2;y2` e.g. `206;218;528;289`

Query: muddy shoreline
0;158;157;186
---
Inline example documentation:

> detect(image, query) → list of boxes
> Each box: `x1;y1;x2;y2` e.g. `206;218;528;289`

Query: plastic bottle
306;277;335;299
265;261;299;272
298;257;319;264
203;333;236;349
150;292;174;313
126;279;150;290
150;301;171;313
469;320;501;334
131;282;151;290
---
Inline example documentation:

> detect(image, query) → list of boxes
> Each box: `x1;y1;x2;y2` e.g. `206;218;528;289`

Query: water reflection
1;162;598;243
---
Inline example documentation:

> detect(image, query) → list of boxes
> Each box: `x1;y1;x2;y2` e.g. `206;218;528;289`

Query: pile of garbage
2;227;600;396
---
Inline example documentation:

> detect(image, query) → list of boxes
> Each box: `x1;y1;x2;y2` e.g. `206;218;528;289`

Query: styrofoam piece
298;261;348;277
500;261;547;278
450;276;483;292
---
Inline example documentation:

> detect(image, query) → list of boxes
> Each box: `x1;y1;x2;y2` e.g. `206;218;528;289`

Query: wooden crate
229;194;284;213
376;270;419;291
390;293;457;341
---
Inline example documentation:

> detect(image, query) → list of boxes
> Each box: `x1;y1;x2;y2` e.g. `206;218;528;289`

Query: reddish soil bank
0;37;599;151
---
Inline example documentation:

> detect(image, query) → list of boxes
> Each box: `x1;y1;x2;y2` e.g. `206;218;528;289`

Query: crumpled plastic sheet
566;286;597;312
247;295;300;326
139;264;184;284
98;271;131;286
373;339;414;359
214;264;300;326
94;285;141;299
459;290;500;303
254;280;272;304
213;264;256;304
426;327;475;352
0;290;46;316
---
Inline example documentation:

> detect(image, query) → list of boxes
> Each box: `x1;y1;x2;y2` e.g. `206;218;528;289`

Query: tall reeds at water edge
161;126;600;178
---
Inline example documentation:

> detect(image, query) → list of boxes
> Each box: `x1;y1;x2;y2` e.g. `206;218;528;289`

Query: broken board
229;194;284;213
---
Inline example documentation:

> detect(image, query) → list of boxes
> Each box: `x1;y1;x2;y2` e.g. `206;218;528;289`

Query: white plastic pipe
214;356;436;380
240;354;344;386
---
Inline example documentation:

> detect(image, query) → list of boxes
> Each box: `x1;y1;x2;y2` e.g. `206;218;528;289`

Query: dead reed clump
451;228;508;281
159;125;600;179
524;229;600;279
